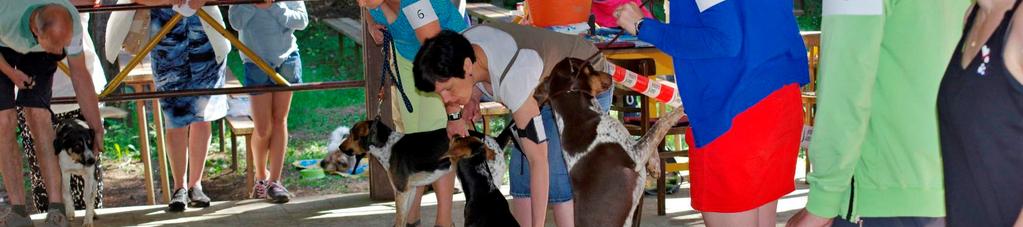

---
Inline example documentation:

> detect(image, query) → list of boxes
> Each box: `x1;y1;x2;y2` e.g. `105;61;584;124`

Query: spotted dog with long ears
54;118;100;227
534;58;686;227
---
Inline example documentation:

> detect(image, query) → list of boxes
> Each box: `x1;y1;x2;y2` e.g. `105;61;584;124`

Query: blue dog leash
381;30;415;113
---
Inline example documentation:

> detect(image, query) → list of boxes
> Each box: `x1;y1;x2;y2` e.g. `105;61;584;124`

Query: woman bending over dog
413;22;619;227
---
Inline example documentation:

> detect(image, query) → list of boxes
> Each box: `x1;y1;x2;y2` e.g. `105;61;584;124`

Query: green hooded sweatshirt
806;0;969;221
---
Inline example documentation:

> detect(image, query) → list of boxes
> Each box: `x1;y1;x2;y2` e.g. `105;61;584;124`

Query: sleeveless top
937;2;1023;226
369;0;467;60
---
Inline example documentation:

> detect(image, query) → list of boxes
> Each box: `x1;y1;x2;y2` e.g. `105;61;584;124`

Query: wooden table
465;3;516;24
602;47;675;77
123;65;171;205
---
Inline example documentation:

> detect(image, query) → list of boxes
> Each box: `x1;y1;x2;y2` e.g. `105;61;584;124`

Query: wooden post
363;9;396;201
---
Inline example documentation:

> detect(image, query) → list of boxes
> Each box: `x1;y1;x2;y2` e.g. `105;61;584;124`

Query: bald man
0;1;104;226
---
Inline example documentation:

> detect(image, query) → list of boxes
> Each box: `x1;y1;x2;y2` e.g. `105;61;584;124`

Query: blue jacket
637;0;808;147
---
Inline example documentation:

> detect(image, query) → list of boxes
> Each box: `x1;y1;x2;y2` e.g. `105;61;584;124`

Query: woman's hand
614;2;646;35
447;119;469;139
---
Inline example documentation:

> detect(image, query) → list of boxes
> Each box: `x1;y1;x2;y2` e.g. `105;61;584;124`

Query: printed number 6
418;9;425;19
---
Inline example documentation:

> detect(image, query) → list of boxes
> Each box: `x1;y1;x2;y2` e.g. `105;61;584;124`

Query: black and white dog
338;119;453;226
447;130;518;227
54;118;99;227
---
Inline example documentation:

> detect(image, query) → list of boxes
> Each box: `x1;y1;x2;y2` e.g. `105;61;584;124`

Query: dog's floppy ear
367;120;392;148
532;76;552;106
85;129;96;151
53;122;73;155
53;138;65;156
471;138;498;161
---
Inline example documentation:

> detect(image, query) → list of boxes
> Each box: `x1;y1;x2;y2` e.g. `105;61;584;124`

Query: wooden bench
226;115;256;191
220;71;249;171
466;3;516;24
323;17;364;57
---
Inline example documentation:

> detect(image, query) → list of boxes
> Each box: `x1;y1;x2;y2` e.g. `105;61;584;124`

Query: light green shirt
806;0;968;221
0;0;83;55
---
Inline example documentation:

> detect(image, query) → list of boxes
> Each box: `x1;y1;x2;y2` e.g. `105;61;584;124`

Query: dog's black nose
84;158;96;166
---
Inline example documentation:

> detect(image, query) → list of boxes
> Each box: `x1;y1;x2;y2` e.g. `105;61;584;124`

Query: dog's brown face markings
55;119;97;167
534;58;613;106
339;121;374;157
447;136;497;164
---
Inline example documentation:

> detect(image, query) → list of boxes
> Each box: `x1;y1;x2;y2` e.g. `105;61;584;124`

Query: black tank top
937;2;1023;226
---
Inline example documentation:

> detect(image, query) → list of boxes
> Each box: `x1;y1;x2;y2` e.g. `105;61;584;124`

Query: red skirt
687;84;802;213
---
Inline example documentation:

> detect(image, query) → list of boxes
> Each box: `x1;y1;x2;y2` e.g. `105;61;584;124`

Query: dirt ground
100;152;370;208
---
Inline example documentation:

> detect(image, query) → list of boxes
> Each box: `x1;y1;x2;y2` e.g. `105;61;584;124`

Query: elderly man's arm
67;55;104;153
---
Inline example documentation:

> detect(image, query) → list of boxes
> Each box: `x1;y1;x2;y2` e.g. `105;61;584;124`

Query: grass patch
227;21;368;140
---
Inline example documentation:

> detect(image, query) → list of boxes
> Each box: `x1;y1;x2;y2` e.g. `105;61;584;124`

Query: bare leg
512;198;532;227
702;204;759;227
24;107;61;204
552;200;574;227
166;126;189;190
186;122;211;188
756;201;778;227
249;93;273;181
267;91;292;182
432;170;455;227
0;109;26;205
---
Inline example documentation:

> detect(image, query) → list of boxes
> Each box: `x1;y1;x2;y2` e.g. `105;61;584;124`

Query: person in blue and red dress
616;0;808;225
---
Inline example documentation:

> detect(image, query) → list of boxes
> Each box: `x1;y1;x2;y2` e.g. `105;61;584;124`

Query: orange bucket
526;0;592;27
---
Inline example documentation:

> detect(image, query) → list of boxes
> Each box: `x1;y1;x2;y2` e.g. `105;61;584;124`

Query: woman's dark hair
413;30;477;92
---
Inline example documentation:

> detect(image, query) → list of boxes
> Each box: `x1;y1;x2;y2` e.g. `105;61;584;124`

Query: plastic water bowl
293;159;320;169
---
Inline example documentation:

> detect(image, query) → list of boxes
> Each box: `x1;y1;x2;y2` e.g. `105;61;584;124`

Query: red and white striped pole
606;62;682;108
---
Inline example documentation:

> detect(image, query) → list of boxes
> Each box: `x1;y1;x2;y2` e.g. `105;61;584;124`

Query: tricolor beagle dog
446;130;518;227
338;119;453;226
